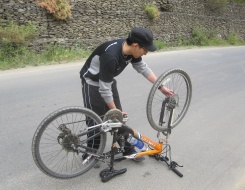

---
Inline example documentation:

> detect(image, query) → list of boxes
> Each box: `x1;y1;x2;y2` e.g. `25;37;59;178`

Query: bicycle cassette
103;109;123;123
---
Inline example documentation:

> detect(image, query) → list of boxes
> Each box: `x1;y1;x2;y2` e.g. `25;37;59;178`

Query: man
80;27;174;162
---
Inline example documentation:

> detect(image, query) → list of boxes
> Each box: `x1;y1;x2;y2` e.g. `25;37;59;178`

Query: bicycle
32;68;192;182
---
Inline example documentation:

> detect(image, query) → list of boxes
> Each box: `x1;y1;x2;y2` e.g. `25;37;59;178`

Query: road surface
0;46;245;190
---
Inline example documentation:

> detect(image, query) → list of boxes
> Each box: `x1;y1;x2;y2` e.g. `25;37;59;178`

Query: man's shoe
123;148;145;162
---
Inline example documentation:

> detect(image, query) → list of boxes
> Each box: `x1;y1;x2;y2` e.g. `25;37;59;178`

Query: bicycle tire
147;68;192;131
32;107;106;179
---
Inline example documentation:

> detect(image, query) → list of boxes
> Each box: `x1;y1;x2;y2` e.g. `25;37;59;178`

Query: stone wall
0;0;244;51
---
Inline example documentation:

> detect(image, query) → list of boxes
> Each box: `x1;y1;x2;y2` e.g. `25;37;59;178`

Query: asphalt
0;46;245;190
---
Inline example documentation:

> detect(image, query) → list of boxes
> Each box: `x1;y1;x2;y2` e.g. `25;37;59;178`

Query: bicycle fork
154;96;184;178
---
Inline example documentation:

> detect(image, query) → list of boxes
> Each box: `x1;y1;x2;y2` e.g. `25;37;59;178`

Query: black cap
128;27;157;52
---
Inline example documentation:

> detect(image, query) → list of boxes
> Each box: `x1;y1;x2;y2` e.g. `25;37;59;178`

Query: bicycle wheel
147;68;192;131
32;107;106;179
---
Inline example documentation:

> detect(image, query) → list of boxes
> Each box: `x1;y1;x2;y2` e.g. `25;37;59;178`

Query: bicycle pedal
82;155;92;165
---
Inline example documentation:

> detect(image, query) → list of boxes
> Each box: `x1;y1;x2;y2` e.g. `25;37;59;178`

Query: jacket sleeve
132;59;152;78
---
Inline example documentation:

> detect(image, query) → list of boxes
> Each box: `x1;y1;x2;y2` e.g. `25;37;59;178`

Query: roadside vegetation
0;20;90;70
232;0;245;4
153;26;244;52
0;21;244;70
144;3;160;20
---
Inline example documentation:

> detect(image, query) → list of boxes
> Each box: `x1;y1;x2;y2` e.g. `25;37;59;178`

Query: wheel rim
35;109;103;178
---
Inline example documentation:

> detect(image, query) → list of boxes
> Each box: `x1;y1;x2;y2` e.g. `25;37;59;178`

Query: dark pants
81;79;132;151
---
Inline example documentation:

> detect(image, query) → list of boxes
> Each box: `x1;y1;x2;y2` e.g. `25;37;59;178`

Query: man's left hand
160;86;174;96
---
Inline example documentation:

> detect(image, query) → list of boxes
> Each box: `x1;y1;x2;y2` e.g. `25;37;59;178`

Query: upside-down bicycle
32;68;192;182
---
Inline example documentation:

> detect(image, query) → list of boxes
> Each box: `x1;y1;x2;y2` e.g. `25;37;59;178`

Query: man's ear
132;43;139;48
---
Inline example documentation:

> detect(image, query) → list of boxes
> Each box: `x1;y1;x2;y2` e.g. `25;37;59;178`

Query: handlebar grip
171;168;183;178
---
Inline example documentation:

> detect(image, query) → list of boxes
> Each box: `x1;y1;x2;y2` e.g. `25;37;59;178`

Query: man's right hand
122;111;128;123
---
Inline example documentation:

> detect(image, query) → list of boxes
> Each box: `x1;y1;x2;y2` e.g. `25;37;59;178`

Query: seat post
108;128;118;170
99;128;127;182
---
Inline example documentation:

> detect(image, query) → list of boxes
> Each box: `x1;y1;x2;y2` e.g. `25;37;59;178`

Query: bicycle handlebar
169;161;183;178
171;167;183;178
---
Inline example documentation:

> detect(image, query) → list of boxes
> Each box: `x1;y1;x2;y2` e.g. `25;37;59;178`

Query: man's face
131;43;148;58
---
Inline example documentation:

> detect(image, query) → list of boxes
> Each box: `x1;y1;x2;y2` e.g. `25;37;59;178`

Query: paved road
0;46;245;190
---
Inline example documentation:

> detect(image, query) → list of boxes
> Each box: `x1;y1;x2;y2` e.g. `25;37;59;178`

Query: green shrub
189;26;244;46
190;26;222;46
0;46;38;69
0;44;91;70
208;37;228;46
0;20;91;70
144;3;160;20
232;0;245;4
191;27;209;46
154;40;167;50
0;20;39;69
41;44;91;63
177;35;184;46
0;21;37;45
226;33;241;45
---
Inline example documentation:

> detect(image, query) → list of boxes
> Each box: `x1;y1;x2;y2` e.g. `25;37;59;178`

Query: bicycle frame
77;95;177;161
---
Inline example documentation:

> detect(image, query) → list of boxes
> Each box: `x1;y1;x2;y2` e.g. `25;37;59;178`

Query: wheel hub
167;94;179;110
61;134;80;152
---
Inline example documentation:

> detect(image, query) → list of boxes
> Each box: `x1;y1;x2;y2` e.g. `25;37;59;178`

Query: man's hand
122;111;128;123
122;111;128;116
160;86;174;96
147;72;174;96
